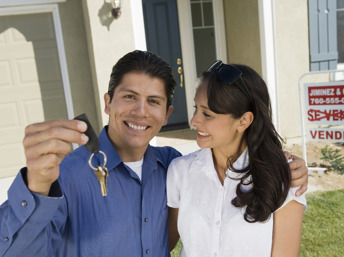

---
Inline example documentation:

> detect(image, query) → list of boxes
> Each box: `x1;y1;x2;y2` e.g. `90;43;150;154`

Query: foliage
320;145;344;174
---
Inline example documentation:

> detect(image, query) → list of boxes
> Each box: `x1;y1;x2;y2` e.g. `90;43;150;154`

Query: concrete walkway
155;128;199;155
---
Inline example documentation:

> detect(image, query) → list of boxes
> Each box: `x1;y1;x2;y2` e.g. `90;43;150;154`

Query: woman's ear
238;112;254;133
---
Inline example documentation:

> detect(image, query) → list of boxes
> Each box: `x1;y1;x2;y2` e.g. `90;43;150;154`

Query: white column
130;0;147;51
258;0;279;130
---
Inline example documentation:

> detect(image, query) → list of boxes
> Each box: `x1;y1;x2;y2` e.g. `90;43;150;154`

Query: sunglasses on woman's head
207;60;254;104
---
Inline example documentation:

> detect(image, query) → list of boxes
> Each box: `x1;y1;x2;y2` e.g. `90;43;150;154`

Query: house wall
223;0;262;75
58;0;100;132
59;0;143;132
224;0;314;142
81;0;141;129
274;0;310;140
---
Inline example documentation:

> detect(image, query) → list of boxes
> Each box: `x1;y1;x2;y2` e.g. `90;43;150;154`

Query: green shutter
309;0;338;71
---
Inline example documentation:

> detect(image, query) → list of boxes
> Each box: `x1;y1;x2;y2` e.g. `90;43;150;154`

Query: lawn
300;189;344;256
171;189;344;257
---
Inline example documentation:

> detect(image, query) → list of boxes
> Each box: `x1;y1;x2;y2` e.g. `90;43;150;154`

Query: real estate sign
304;81;344;142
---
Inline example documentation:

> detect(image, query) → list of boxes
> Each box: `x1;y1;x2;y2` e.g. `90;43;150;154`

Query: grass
300;189;344;256
171;241;182;257
171;189;344;257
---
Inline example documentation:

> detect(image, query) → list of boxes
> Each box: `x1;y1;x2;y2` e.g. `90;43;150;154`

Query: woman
167;61;306;257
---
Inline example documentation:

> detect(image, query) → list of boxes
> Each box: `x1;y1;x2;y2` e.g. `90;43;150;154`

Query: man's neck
115;145;147;162
109;137;148;162
105;126;149;162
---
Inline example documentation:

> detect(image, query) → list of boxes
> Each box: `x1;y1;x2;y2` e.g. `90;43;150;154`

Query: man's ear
163;105;174;126
104;93;111;114
238;111;254;133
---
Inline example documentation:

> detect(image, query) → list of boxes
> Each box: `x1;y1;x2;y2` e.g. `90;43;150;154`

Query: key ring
88;150;107;170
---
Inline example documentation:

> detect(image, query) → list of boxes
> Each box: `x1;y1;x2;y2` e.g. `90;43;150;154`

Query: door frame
258;0;279;130
0;3;74;119
0;0;65;7
176;0;227;125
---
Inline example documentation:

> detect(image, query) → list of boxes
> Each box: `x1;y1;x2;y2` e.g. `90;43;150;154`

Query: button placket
212;186;224;256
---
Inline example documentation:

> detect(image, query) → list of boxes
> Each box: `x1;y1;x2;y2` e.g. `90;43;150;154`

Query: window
190;0;216;77
308;0;338;71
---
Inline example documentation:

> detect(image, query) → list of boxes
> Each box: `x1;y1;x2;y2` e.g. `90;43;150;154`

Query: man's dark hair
108;50;176;110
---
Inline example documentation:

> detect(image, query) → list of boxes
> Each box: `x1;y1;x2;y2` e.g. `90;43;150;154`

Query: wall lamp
111;0;121;19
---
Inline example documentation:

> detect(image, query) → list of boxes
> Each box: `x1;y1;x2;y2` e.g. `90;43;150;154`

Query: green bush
320;145;344;174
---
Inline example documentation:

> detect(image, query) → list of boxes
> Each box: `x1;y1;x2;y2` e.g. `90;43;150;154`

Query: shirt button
216;221;220;226
214;253;217;257
144;218;148;222
145;249;150;254
21;201;27;207
4;237;9;242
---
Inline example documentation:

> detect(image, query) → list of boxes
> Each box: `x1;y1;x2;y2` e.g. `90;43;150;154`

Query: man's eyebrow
118;89;138;94
148;95;166;100
119;89;167;100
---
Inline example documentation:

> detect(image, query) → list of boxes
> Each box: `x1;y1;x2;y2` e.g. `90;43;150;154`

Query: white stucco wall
274;0;310;141
81;0;146;128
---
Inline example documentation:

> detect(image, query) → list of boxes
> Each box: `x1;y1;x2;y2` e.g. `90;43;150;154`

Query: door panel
0;13;68;178
143;0;189;130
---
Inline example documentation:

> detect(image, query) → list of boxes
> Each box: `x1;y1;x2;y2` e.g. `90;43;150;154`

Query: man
0;50;308;257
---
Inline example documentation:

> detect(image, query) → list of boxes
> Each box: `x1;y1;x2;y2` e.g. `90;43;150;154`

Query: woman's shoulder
169;148;210;167
276;188;307;213
167;149;211;189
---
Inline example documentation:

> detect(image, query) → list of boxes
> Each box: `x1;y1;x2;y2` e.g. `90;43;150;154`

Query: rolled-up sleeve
275;187;307;213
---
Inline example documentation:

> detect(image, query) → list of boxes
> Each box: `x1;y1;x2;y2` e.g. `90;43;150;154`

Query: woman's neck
211;140;247;185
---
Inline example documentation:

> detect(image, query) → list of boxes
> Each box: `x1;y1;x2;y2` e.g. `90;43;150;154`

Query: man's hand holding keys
23;120;88;196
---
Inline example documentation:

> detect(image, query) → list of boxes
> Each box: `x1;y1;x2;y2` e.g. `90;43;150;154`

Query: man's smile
125;121;150;131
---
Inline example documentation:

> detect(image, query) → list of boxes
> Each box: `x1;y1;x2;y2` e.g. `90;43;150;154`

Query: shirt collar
232;148;249;170
192;147;249;174
191;148;216;175
98;126;122;171
143;145;158;170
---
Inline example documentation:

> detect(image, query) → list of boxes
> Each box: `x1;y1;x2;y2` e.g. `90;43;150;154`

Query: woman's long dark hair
203;64;291;223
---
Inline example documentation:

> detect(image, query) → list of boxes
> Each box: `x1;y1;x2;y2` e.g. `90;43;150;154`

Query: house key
74;113;109;196
89;153;109;197
94;165;108;196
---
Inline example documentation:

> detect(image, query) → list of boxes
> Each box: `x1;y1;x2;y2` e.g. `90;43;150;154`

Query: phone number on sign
310;97;344;105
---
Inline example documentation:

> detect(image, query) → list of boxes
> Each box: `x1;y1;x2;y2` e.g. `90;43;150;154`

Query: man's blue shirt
0;126;181;256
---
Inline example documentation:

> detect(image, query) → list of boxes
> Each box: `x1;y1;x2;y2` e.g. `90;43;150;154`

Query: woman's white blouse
167;148;307;257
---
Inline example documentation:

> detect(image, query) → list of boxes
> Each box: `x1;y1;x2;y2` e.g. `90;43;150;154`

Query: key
75;114;110;197
88;151;108;197
94;165;109;196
